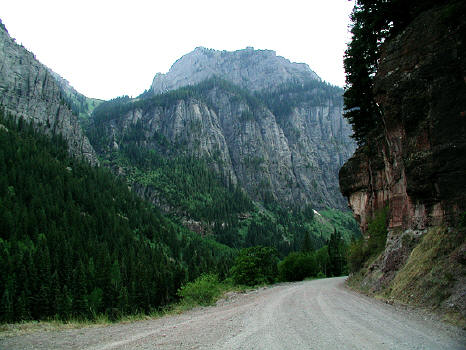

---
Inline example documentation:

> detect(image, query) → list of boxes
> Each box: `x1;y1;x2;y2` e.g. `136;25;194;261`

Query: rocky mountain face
0;20;97;164
94;48;355;210
151;46;320;94
340;3;466;317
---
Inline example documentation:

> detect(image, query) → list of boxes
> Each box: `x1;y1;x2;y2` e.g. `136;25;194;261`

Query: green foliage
278;252;318;282
278;233;349;281
389;226;465;310
89;122;360;257
0;108;235;323
86;75;361;258
347;207;389;273
316;271;326;279
177;274;222;306
121;146;254;226
319;209;361;242
230;246;279;286
257;80;343;120
367;206;389;253
59;89;101;121
327;229;348;276
343;0;439;145
347;238;367;273
458;211;466;232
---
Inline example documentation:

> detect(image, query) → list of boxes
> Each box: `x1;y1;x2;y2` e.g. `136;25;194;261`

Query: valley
0;17;359;325
1;0;465;343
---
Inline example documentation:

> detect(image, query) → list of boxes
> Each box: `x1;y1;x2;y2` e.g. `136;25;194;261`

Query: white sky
2;0;355;100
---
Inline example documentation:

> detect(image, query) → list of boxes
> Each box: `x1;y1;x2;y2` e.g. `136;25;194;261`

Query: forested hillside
0;106;356;323
0;108;234;322
86;78;360;257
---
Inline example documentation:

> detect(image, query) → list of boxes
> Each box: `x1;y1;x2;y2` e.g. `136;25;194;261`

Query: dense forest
0;105;352;323
0;108;234;322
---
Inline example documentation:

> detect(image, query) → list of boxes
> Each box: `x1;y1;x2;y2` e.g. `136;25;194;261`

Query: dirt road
1;277;464;349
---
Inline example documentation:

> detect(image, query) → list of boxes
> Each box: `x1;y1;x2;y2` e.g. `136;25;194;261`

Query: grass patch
389;226;463;308
0;317;110;339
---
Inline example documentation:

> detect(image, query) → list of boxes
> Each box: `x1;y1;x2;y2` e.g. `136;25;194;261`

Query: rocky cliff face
340;3;466;315
95;48;355;210
0;20;97;164
340;3;466;234
151;47;320;94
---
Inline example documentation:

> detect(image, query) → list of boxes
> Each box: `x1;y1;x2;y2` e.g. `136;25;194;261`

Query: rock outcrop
340;2;466;317
0;20;97;164
151;47;320;94
95;48;355;209
340;3;466;234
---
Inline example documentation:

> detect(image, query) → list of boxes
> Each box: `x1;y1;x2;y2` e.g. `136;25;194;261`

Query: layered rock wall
340;4;466;234
339;3;466;288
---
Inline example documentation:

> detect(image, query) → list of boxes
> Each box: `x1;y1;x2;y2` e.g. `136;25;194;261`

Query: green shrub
347;238;367;273
316;271;326;279
367;207;389;254
347;207;388;273
230;246;278;286
177;274;222;306
278;252;318;281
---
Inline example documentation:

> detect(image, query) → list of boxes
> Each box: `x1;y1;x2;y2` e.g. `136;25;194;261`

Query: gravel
1;277;465;349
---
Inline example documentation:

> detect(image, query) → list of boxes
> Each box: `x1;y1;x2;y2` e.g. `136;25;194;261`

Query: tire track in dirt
1;277;464;349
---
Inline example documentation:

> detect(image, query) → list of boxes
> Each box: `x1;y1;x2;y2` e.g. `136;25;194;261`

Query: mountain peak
151;47;320;95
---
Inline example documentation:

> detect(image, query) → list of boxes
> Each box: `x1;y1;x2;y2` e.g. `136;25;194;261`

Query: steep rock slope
94;74;354;210
340;2;466;321
151;47;320;94
96;47;356;209
0;20;97;164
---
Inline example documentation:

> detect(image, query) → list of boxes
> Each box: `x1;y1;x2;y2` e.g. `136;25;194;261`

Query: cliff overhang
339;2;466;324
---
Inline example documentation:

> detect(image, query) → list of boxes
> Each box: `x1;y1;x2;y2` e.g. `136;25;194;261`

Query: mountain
151;46;320;94
0;19;97;164
340;1;466;324
92;48;356;211
0;19;359;324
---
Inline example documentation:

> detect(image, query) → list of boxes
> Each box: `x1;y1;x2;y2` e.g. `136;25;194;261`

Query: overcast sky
2;0;355;100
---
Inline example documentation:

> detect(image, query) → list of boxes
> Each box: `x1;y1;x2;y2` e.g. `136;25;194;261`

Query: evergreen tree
343;0;441;145
328;229;346;277
72;261;88;318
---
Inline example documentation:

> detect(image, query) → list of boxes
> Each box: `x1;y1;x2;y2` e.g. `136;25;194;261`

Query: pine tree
33;234;52;318
72;261;88;318
0;278;14;322
328;229;345;277
302;232;314;253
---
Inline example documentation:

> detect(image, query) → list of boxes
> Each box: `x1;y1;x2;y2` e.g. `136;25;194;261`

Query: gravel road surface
1;277;464;349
